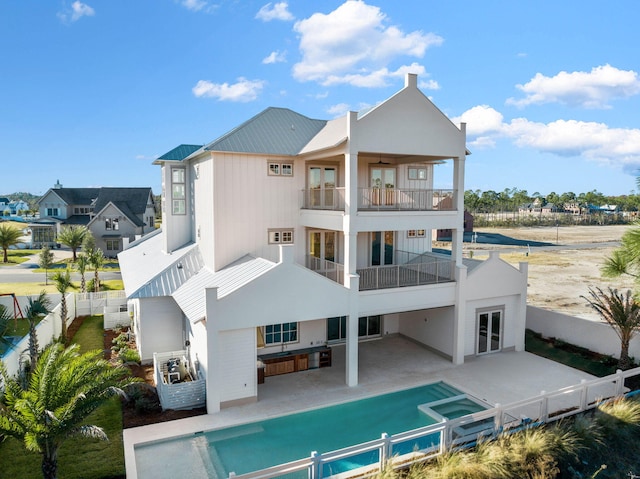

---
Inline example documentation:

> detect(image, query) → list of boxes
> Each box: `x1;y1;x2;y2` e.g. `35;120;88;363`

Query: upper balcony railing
301;187;456;212
305;251;455;291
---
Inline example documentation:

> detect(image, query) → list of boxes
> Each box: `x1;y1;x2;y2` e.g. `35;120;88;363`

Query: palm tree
0;342;136;479
601;222;640;282
89;248;105;292
51;268;73;344
76;253;89;293
24;291;52;368
0;223;23;263
582;287;640;370
56;225;88;261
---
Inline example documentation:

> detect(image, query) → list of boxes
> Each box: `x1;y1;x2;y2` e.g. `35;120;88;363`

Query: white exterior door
477;309;502;354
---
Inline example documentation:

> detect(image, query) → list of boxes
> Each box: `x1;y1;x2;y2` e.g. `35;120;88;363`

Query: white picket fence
153;350;206;411
1;291;128;378
227;367;640;479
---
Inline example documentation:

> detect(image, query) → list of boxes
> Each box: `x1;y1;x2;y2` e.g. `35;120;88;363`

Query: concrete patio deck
124;335;598;477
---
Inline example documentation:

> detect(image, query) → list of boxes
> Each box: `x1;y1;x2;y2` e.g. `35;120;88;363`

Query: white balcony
302;187;456;212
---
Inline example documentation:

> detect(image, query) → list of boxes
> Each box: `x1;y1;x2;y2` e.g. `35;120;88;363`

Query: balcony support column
452;265;467;365
345;273;360;387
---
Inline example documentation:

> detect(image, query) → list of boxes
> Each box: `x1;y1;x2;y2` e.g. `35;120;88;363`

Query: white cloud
457;104;640;171
292;1;442;87
192;78;265;102
57;1;95;23
178;0;218;13
262;50;287;64
507;64;640;109
256;2;294;22
327;103;351;117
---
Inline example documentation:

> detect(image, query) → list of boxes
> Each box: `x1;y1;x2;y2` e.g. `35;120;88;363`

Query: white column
452;265;467;365
205;287;221;413
345;273;360;386
516;261;529;352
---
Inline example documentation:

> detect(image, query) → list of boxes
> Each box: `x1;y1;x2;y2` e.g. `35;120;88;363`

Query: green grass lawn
0;249;38;265
525;329;621;377
0;314;126;479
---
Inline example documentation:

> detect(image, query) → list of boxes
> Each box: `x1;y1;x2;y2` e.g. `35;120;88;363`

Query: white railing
300;188;456;212
226;367;640;479
358;188;456;212
357;260;455;291
305;254;455;291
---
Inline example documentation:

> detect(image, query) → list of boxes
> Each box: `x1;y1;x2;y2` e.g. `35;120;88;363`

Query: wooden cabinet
260;347;331;378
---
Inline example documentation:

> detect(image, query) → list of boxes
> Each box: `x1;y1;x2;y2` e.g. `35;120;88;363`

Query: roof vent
54;179;63;189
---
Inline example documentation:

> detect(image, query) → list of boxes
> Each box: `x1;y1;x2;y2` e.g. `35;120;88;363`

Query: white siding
219;328;257;404
137;297;184;362
211;153;305;270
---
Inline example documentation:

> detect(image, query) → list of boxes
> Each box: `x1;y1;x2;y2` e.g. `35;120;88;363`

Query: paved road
0;249;122;284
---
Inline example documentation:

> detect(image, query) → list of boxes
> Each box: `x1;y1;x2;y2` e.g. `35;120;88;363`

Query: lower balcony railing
306;253;455;291
301;188;456;212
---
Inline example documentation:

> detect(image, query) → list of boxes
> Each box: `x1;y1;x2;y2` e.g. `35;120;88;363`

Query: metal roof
118;231;204;299
156;144;203;162
172;255;276;323
204;107;327;156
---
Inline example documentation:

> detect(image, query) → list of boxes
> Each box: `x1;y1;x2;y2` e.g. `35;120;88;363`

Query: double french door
309;166;336;208
477;309;502;354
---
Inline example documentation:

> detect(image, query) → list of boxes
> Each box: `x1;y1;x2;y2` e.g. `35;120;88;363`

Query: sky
1;0;640;198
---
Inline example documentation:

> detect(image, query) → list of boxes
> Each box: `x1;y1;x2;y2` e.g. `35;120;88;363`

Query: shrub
119;347;140;364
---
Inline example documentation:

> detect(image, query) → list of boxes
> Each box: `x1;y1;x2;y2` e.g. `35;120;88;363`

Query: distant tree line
464;188;640;227
464;188;640;213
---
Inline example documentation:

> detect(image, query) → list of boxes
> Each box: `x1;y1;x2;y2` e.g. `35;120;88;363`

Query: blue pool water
135;382;487;479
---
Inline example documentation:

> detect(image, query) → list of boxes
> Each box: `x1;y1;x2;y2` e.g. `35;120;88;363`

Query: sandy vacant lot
464;225;636;321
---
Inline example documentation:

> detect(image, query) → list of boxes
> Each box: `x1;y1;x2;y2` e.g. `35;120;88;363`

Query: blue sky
2;1;639;197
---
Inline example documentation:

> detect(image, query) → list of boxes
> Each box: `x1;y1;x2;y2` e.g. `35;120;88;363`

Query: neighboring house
119;74;528;414
29;181;156;255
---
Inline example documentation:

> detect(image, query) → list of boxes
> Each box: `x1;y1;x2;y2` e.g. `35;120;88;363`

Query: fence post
540;391;548;422
310;451;320;479
380;432;390;469
616;369;624;396
494;403;503;433
580;379;588;411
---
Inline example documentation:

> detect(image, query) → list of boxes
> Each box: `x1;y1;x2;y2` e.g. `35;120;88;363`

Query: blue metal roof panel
157;144;203;161
204;107;327;156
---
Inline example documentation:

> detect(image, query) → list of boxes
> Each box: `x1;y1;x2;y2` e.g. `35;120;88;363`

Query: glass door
371;167;395;206
477;309;502;354
309;166;336;208
371;231;394;266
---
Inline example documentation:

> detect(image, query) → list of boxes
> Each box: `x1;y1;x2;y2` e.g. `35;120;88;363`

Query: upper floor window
105;218;119;230
171;167;186;215
46;208;59;217
408;167;428;180
74;207;92;214
407;229;425;238
268;228;294;244
268;162;293;176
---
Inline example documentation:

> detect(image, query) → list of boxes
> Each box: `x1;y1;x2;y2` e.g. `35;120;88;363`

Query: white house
118;74;528;413
29;182;156;255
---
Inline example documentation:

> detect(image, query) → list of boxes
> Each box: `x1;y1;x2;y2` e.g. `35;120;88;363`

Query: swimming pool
135;381;488;479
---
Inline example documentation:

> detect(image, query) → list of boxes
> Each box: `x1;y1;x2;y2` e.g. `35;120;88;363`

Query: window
171;167;186;215
264;322;298;345
46;208;59;217
408;167;427;180
407;229;426;238
268;161;293;176
105;218;119;230
268;228;294;244
74;207;92;214
106;239;120;251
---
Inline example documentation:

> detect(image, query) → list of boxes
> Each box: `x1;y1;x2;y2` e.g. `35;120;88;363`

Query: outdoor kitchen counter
258;346;332;379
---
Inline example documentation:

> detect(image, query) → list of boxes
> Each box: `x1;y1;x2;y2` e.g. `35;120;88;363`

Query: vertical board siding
219;328;257;402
